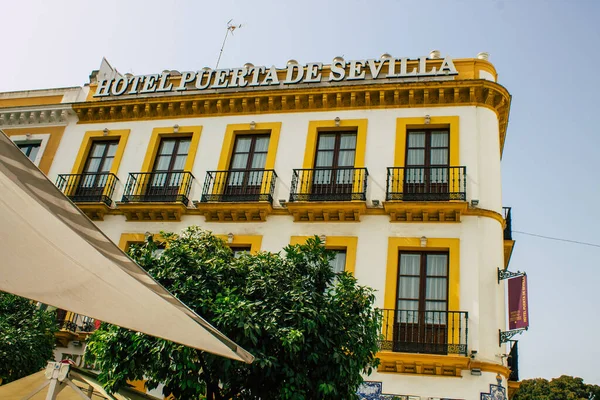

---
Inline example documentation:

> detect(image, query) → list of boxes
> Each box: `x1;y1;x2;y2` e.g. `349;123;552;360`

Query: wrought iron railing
508;340;519;381
503;207;513;240
380;309;469;356
120;171;194;204
56;173;118;206
200;169;277;203
289;167;368;202
55;309;96;333
386;166;467;201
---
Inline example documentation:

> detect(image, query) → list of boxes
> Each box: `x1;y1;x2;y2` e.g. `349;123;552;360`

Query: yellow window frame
301;119;368;195
392;116;460;196
216;234;262;254
289;235;358;275
383;237;460;345
3;126;65;175
213;122;281;196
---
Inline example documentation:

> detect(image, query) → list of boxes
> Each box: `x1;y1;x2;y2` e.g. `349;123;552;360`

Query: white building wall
47;102;508;398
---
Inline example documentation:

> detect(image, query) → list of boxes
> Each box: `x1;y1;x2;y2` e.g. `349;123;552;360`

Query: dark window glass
17;142;41;161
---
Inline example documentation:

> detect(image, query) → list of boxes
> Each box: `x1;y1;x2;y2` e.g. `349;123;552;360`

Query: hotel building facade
0;52;518;399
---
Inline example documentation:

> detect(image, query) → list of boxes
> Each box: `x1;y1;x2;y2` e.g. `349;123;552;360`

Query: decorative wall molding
73;79;511;153
0;105;76;128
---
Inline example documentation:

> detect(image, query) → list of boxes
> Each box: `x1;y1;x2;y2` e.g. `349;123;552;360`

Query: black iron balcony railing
386;166;467;201
508;340;519;381
503;207;513;240
56;309;96;333
120;171;194;204
200;169;277;203
56;173;118;206
380;309;469;356
289;167;368;202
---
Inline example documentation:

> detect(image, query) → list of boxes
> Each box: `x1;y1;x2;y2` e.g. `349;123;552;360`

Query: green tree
0;292;57;385
514;375;600;400
87;227;381;400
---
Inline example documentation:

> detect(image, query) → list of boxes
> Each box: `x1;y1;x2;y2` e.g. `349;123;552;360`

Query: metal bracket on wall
497;267;525;283
499;328;527;346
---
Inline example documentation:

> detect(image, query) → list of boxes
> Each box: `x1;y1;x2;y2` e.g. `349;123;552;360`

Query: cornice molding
0;104;76;128
73;79;511;153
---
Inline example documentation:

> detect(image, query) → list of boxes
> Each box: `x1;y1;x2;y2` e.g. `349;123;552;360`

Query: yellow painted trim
216;234;262;254
140;125;202;173
118;232;164;251
3;126;65;175
463;207;504;227
471;360;511;378
71;129;130;175
394;116;459;167
289;236;357;274
392;116;459;196
383;237;460;343
0;95;64;108
216;122;281;171
302;118;368;169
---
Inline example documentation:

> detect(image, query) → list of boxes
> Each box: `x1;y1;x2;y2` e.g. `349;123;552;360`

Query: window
329;249;347;274
395;251;448;354
231;246;252;258
147;137;191;199
75;140;119;200
312;131;357;198
224;134;270;198
17;141;41;161
397;252;448;317
404;130;449;199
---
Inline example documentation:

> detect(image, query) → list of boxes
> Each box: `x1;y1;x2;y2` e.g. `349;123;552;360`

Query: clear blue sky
2;0;598;384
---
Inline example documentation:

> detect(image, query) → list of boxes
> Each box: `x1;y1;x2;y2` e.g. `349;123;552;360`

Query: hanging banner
508;275;529;330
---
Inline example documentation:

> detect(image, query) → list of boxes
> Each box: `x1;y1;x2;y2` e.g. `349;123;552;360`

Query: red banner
508;275;529;330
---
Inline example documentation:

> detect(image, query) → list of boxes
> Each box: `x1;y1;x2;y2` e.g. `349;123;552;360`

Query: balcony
378;309;469;376
55;309;97;347
503;207;515;268
286;167;368;222
56;173;118;220
196;169;278;222
384;166;467;223
380;309;469;355
117;171;194;221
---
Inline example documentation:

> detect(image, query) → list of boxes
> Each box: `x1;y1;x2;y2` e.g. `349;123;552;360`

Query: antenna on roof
216;19;243;70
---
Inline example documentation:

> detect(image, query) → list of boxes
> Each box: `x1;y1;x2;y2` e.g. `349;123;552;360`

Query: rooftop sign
93;56;458;98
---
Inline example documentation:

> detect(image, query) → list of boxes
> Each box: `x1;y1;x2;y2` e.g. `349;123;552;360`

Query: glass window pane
337;150;355;167
177;139;191;155
254;137;270;152
247;170;264;185
398;277;420;299
313;169;331;184
405;167;424;184
427;255;448;276
430;167;448;183
172;155;187;170
425;302;447;323
100;157;113;172
232;247;251;258
315;151;333;167
406;149;424;165
235;137;252;152
106;142;118;157
431;131;449;147
335;168;354;185
396;302;419;323
28;145;40;161
154;155;171;171
86;158;101;173
340;134;357;150
426;278;447;300
329;250;346;274
91;143;105;157
251;153;267;169
408;132;425;148
430;149;448;165
400;254;420;275
159;140;175;155
231;153;249;169
317;134;335;150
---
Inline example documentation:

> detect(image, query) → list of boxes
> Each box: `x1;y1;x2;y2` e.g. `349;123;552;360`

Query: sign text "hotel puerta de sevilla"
94;56;459;97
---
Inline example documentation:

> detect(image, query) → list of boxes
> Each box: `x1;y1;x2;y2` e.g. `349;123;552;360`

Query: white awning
0;130;253;364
